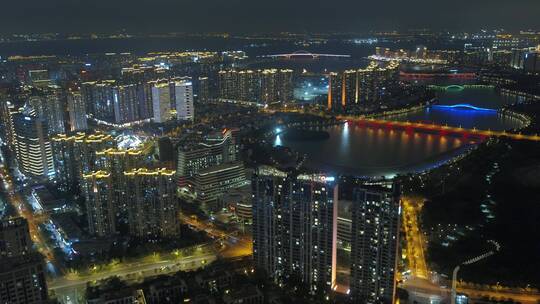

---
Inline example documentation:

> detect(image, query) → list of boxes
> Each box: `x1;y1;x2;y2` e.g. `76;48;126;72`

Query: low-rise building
195;269;234;292
87;287;146;304
145;277;188;304
223;284;263;304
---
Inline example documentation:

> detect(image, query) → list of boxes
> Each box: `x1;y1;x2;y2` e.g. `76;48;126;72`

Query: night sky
2;0;540;33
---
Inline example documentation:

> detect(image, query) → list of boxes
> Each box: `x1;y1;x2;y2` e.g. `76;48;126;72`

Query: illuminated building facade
52;132;115;192
260;69;293;104
112;84;140;124
238;70;258;101
0;100;17;149
81;80;116;122
176;129;235;187
151;80;172;123
95;146;149;217
28;86;66;135
252;166;338;293
66;89;88;131
193;162;248;211
11;107;55;179
350;185;400;304
174;78;194;121
124;168;180;239
218;69;294;103
82;171;116;237
218;70;238;100
198;76;210;103
327;61;399;110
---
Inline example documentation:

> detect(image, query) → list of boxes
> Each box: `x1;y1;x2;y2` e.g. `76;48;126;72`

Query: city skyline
0;4;539;303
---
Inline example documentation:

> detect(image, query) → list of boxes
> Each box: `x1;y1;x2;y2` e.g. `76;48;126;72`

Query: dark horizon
2;0;540;34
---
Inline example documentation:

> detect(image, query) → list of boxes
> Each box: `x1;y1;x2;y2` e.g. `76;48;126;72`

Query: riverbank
403;138;540;288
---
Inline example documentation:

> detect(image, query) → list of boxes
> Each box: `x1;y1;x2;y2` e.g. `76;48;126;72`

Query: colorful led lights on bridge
431;104;497;113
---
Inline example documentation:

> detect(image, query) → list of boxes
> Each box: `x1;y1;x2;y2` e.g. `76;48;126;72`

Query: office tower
124;168;180;239
0;253;49;304
252;166;338;293
66;89;88;131
0;218;31;258
174;78;194;121
193;162;248;211
350;185;400;304
11;107;55;179
82;171;116;237
112;84;140;124
52;132;115;192
81;80;116;122
176;129;235;187
151;80;172;123
198;76;210;103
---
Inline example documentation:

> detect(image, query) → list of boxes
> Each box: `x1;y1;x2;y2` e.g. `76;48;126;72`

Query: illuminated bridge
262;50;351;59
431;104;497;112
337;117;540;141
400;71;476;79
444;84;465;91
428;84;495;91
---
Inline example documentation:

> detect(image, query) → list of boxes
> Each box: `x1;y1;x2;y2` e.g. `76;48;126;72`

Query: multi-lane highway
402;195;429;280
50;247;216;303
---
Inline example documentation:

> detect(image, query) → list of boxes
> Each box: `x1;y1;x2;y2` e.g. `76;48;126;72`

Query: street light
451;240;500;304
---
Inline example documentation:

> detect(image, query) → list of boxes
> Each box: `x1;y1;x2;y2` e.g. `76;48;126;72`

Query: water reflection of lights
341;122;350;149
274;135;282;146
